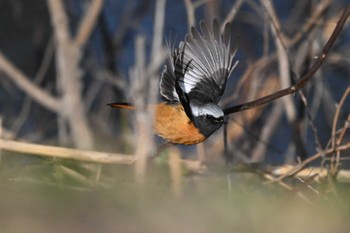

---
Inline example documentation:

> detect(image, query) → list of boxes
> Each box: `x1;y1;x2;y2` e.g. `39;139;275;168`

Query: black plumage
159;19;238;116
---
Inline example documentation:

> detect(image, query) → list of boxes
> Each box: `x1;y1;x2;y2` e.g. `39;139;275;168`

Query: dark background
0;1;350;232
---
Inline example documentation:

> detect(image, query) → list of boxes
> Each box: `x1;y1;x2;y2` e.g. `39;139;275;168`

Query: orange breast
154;103;206;145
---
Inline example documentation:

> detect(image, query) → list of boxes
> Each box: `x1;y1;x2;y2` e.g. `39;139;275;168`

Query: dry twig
0;52;60;114
330;87;350;173
47;0;104;149
224;5;350;114
131;0;166;182
0;139;135;164
271;165;350;184
266;142;350;184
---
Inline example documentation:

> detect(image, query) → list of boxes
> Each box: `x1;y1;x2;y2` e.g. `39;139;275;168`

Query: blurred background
0;0;350;232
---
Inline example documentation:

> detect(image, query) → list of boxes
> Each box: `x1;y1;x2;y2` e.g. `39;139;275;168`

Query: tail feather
108;102;135;110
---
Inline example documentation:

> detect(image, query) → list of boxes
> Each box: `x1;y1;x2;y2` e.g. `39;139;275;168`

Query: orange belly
154;103;206;145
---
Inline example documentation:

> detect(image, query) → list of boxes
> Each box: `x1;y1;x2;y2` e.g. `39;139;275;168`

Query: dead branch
0;52;60;114
48;0;103;149
266;141;350;184
331;87;350;172
260;0;311;159
74;0;104;48
223;5;350;115
271;165;350;184
208;76;280;159
250;100;284;162
222;0;244;31
184;0;195;29
331;87;350;150
12;38;55;136
288;0;332;45
131;35;150;182
130;0;166;183
0;139;135;164
0;139;205;175
261;0;297;122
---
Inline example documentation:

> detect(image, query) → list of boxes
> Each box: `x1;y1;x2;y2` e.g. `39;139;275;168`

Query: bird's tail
108;102;135;110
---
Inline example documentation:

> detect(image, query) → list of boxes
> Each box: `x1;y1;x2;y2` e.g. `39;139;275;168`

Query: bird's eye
206;114;214;120
206;114;223;124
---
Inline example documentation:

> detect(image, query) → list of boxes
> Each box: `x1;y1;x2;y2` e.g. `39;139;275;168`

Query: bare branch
12;38;55;135
331;87;350;150
251;101;284;162
0;139;135;164
151;0;165;59
48;0;94;149
74;0;104;48
184;0;195;29
131;35;152;183
331;87;350;172
0;139;207;174
224;5;350;115
288;0;332;45
47;0;72;44
222;0;244;31
261;0;296;121
0;52;61;114
271;165;350;184
266;141;350;184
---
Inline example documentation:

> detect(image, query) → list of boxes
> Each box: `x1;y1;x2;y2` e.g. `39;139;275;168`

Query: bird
109;19;238;145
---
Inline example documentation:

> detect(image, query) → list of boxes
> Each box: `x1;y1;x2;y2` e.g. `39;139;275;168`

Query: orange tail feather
108;102;135;110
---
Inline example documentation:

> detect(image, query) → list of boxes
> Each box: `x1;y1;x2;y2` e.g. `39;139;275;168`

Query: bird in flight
110;19;238;145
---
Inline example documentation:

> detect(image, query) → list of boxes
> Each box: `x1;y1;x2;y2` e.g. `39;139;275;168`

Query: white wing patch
159;20;238;105
182;69;201;93
190;103;224;118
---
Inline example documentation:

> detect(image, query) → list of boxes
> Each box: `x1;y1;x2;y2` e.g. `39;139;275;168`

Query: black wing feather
159;19;238;106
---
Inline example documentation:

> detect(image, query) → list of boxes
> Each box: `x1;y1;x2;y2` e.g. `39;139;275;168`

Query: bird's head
190;103;224;138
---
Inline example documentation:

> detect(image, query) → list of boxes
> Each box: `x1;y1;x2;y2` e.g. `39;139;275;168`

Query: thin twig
331;87;350;150
266;141;350;184
336;115;350;147
271;165;350;184
0;52;60;114
74;0;104;48
12;38;55;135
221;0;244;31
331;87;350;171
224;5;350;115
288;0;332;45
299;91;323;153
251;101;284;162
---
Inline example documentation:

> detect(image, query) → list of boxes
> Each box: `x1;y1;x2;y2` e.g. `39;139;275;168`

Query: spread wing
159;19;238;104
159;46;182;103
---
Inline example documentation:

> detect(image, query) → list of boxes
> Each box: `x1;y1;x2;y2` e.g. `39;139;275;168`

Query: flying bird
110;19;238;145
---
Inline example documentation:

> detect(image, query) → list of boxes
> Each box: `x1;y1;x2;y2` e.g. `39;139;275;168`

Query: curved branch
224;5;350;115
0;52;61;114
